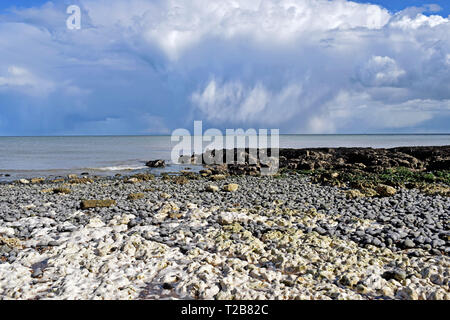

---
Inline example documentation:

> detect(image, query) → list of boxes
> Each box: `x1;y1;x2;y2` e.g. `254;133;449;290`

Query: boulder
377;184;397;197
145;159;166;168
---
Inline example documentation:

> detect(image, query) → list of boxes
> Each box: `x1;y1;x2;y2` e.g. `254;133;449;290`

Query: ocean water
0;135;449;181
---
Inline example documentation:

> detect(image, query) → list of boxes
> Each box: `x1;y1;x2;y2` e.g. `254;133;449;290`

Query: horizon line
0;133;450;138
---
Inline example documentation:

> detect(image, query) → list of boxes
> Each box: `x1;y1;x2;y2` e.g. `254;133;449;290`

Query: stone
396;286;418;300
218;213;235;225
87;217;106;228
377;184;397;197
199;169;212;176
130;173;155;181
145;159;166;168
53;188;71;194
125;178;140;184
128;193;145;200
68;174;78;179
31;178;45;184
80;200;116;209
223;184;239;192
382;269;407;282
69;178;94;184
19;179;30;184
205;185;219;192
403;239;415;249
211;174;226;181
159;192;172;199
345;189;365;199
338;273;359;287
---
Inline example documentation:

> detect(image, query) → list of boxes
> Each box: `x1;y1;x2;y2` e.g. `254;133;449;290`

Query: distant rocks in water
80;199;116;209
187;146;449;176
145;159;166;168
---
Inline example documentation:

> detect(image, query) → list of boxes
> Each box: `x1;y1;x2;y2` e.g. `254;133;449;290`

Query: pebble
0;174;448;300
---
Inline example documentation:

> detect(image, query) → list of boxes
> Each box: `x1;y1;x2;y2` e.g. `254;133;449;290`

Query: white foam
93;165;147;171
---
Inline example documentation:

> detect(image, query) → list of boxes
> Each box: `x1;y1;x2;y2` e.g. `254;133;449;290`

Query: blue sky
356;0;449;16
2;1;449;16
0;0;449;135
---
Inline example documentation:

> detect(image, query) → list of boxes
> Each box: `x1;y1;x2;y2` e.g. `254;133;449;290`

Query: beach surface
0;147;449;300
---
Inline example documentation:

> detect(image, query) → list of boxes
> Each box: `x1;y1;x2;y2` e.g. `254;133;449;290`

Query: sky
0;0;449;135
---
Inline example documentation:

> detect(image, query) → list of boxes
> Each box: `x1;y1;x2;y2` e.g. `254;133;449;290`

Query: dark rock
382;269;407;281
145;160;166;168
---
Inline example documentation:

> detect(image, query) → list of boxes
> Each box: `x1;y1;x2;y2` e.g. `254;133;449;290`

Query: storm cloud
0;0;449;135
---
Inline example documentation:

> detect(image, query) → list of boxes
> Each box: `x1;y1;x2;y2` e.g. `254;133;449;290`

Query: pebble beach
0;170;448;300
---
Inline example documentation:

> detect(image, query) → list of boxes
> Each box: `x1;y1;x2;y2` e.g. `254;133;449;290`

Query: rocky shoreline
0;146;449;300
185;145;450;174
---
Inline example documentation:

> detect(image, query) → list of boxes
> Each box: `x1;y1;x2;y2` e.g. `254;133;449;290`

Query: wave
92;165;148;171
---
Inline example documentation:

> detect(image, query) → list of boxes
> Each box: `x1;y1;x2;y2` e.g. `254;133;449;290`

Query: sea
0;135;449;181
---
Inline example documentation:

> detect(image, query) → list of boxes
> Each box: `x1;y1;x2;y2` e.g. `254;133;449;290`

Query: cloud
358;56;406;87
0;0;449;135
0;65;55;96
191;80;303;125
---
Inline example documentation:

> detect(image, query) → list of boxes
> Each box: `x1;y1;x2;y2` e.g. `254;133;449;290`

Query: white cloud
389;13;448;30
192;80;303;125
0;66;54;96
359;56;406;86
0;0;449;134
81;0;391;60
320;91;450;131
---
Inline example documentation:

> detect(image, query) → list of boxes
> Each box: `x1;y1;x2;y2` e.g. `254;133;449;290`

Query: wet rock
145;160;166;168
